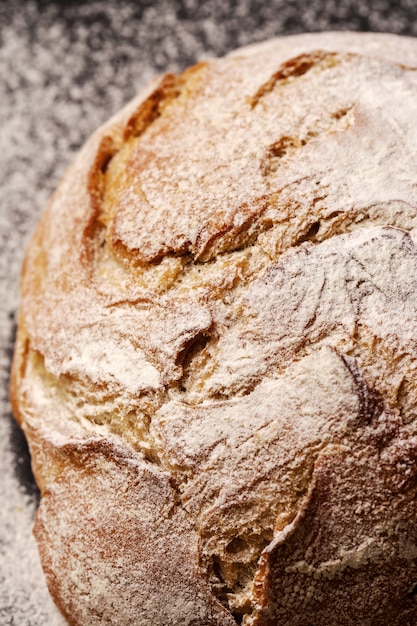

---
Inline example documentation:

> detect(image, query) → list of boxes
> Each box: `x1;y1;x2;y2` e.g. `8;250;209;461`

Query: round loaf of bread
11;31;417;625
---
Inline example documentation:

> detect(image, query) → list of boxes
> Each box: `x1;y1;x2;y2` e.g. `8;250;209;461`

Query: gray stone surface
1;1;417;623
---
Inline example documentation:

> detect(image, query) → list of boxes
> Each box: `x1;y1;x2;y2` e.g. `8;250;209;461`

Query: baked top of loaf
10;31;417;625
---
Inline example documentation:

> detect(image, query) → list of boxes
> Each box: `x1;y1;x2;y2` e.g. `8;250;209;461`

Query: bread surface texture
10;31;417;625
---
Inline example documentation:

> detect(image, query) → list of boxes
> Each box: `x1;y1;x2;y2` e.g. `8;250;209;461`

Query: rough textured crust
10;31;417;625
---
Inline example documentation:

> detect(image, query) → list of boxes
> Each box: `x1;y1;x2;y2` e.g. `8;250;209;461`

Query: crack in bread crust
249;50;342;108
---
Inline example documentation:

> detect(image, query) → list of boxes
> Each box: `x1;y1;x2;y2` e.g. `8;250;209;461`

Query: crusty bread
10;31;417;625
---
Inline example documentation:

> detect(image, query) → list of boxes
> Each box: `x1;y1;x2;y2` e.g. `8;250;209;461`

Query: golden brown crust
34;440;235;626
246;371;417;625
10;32;417;625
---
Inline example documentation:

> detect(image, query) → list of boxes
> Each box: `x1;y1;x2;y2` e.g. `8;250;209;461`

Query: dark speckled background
1;1;417;624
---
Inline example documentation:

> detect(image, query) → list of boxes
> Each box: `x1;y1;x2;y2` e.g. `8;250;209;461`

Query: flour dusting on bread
11;32;417;625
